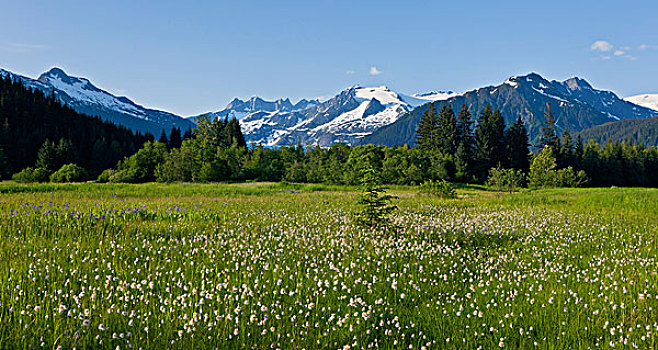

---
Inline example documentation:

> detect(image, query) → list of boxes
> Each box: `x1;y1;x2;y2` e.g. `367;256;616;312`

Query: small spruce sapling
354;167;397;229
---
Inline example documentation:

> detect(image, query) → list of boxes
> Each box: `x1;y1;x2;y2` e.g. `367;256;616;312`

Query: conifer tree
168;127;182;149
474;105;493;180
354;166;397;229
505;117;530;172
474;105;505;181
574;134;584;169
35;139;58;172
456;104;473;148
540;103;560;152
436;104;457;154
490;109;506;163
454;104;474;180
158;130;169;145
225;118;247;148
415;103;439;150
559;128;574;168
56;138;76;168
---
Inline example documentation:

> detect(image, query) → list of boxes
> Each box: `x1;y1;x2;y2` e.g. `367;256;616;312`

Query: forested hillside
0;76;151;177
578;118;658;146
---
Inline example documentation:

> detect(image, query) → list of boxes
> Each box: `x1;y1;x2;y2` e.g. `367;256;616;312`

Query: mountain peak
0;65;192;135
505;72;547;86
44;67;69;78
564;76;593;91
38;67;83;86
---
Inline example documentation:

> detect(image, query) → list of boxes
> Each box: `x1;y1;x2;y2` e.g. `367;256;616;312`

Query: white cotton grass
0;189;656;349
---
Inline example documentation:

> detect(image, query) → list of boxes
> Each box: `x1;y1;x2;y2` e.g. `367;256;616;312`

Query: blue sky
1;0;657;116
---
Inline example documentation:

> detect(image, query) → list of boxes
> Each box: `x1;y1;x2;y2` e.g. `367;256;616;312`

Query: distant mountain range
363;73;658;147
0;67;194;136
2;66;657;147
190;86;459;146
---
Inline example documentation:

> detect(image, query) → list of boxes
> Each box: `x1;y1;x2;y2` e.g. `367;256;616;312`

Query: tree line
3;72;657;188
95;103;657;188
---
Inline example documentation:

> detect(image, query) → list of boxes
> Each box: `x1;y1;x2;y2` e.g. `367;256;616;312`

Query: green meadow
1;183;657;349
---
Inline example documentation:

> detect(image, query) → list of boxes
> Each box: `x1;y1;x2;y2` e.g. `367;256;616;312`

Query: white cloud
590;40;613;52
614;50;625;56
639;44;648;50
369;66;382;75
0;41;49;53
345;70;355;75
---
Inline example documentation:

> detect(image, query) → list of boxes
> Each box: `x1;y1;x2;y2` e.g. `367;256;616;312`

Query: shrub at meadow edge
529;146;588;188
49;164;88;183
11;167;50;183
418;179;457;198
486;166;526;193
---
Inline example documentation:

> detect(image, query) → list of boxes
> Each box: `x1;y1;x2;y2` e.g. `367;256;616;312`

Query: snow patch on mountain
531;86;570;103
354;86;404;105
625;94;658;112
411;90;461;102
504;77;519;88
38;69;144;119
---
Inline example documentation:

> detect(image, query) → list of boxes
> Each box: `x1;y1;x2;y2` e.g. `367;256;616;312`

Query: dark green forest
578;117;658;146
0;76;152;178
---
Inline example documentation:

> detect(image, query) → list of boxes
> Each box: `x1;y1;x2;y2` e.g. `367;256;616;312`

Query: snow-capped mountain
364;73;658;146
193;85;455;146
190;96;321;122
625;94;658;112
0;67;194;135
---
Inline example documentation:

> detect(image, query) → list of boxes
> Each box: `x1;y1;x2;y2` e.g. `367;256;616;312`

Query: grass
0;182;657;349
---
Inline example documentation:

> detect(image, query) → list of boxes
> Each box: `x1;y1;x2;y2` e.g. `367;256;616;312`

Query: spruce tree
414;103;439;150
226;118;247;148
559;128;574;168
474;106;505;181
490;109;506;164
454;104;474;180
436;104;457;154
574;134;584;169
474;105;494;181
168;127;182;149
354;166;397;229
540;103;560;152
456;104;473;149
158;130;169;145
505;117;530;172
56;138;75;169
35;139;58;173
